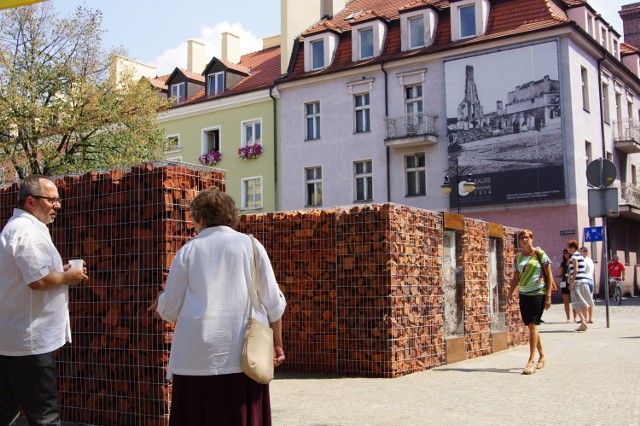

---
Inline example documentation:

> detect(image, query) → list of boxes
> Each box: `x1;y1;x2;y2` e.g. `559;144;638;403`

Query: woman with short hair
567;240;594;331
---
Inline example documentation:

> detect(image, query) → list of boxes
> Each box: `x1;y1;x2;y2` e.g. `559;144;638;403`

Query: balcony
384;112;438;149
616;182;640;220
613;119;640;153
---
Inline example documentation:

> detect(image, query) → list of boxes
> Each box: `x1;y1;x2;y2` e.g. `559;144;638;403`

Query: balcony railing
613;119;640;153
384;112;437;147
619;182;640;208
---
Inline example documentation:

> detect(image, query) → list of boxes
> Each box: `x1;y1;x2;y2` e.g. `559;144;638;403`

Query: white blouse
157;226;286;378
0;209;70;355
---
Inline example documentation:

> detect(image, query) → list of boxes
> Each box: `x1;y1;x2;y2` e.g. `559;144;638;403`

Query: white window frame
354;92;371;133
459;4;476;39
581;66;590;112
400;10;438;51
305;101;321;140
202;125;221;154
304;32;339;72
170;82;185;104
166;156;183;162
358;27;374;60
449;0;489;42
241;176;263;211
305;166;323;207
241;119;262;147
207;71;224;96
351;20;387;62
602;81;610;124
408;16;425;49
311;39;325;70
354;159;373;202
405;153;426;197
165;134;181;154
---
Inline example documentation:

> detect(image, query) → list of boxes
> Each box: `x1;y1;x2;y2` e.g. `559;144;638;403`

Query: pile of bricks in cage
0;162;225;425
0;165;526;424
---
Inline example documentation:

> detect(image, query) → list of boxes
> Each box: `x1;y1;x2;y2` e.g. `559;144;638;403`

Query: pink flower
238;144;263;159
199;150;222;166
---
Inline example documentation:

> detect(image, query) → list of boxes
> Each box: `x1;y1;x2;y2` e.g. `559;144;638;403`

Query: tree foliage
0;3;170;179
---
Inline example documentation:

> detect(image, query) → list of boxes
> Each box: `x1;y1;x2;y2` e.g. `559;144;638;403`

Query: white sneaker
576;322;588;332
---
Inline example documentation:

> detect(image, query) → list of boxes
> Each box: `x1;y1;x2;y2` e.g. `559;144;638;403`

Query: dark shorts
519;294;546;325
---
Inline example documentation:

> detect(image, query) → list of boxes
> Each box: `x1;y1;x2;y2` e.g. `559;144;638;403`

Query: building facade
277;0;640;295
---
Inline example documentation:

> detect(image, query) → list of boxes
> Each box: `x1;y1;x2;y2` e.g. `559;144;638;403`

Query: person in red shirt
607;255;625;297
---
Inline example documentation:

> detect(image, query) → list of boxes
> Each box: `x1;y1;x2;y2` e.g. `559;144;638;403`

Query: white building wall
279;68;390;210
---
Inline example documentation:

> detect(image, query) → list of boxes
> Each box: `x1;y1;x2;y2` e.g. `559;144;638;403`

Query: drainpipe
270;85;279;210
382;61;390;201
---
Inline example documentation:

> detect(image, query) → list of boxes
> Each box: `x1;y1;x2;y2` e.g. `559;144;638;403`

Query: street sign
586;158;616;187
588;188;619;218
584;226;603;242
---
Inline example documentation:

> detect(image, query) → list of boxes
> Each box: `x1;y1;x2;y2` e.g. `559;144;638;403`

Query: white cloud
152;22;263;75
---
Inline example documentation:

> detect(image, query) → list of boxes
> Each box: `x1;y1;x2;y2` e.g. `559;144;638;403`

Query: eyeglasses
29;195;62;205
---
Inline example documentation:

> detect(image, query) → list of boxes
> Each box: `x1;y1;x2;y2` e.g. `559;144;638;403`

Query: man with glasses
0;175;88;426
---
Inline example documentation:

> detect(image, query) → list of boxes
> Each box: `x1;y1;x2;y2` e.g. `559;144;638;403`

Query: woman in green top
510;229;553;375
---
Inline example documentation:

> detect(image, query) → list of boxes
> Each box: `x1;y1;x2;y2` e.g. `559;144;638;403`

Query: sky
50;0;628;76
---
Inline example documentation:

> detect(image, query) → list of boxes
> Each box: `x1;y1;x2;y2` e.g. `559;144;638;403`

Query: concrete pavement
271;296;640;425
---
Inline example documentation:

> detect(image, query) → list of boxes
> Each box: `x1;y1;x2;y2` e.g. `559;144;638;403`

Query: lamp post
440;158;476;214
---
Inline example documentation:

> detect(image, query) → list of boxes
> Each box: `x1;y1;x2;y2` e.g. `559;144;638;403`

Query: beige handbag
241;236;275;384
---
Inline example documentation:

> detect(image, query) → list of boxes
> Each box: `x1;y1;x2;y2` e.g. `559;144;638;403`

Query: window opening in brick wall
488;237;506;331
443;230;464;337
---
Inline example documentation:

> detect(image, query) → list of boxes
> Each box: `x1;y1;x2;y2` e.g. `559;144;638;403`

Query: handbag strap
247;235;263;322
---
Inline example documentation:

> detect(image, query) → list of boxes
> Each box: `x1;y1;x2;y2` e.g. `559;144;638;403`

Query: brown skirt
169;373;271;426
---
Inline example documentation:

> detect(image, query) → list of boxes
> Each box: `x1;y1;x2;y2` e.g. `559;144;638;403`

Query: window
207;72;224;96
600;27;607;47
602;82;610;124
359;28;374;59
311;40;324;70
242;177;262;210
305;167;322;206
305;102;321;140
243;120;262;147
354;93;370;133
459;4;476;38
408;16;425;49
354;160;373;201
628;101;633;120
581;67;589;112
166;135;180;152
203;128;221;153
170;82;185;104
585;141;592;168
613;39;619;59
587;15;594;36
405;85;423;131
406;153;426;196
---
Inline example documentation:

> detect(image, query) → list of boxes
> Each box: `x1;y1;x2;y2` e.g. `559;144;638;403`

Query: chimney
620;2;640;50
281;0;325;74
187;39;206;73
222;32;241;64
322;0;346;18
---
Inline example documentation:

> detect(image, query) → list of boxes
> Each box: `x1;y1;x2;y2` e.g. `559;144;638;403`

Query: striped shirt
569;252;589;283
514;250;551;296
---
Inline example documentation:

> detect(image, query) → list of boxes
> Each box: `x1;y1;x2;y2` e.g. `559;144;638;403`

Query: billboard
444;41;565;209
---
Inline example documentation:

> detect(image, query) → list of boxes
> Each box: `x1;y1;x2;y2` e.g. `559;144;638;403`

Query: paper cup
69;259;84;269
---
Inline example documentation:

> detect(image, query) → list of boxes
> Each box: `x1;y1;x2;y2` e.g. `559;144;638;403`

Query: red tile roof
175;45;281;107
286;0;576;81
621;42;640;56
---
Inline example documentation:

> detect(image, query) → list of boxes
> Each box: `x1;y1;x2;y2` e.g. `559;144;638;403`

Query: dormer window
409;16;425;49
400;8;438;51
600;26;608;48
351;20;387;62
311;40;325;69
359;28;374;59
207;71;224;96
450;0;490;42
459;5;476;38
304;32;339;72
170;82;185;104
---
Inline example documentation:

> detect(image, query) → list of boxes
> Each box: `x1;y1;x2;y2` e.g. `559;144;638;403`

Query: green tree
0;2;170;179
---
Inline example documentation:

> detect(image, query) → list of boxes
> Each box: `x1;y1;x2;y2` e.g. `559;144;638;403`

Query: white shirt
157;226;286;378
583;256;595;281
0;209;70;355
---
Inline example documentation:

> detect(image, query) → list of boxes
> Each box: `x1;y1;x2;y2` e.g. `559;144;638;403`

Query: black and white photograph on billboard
444;41;565;208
